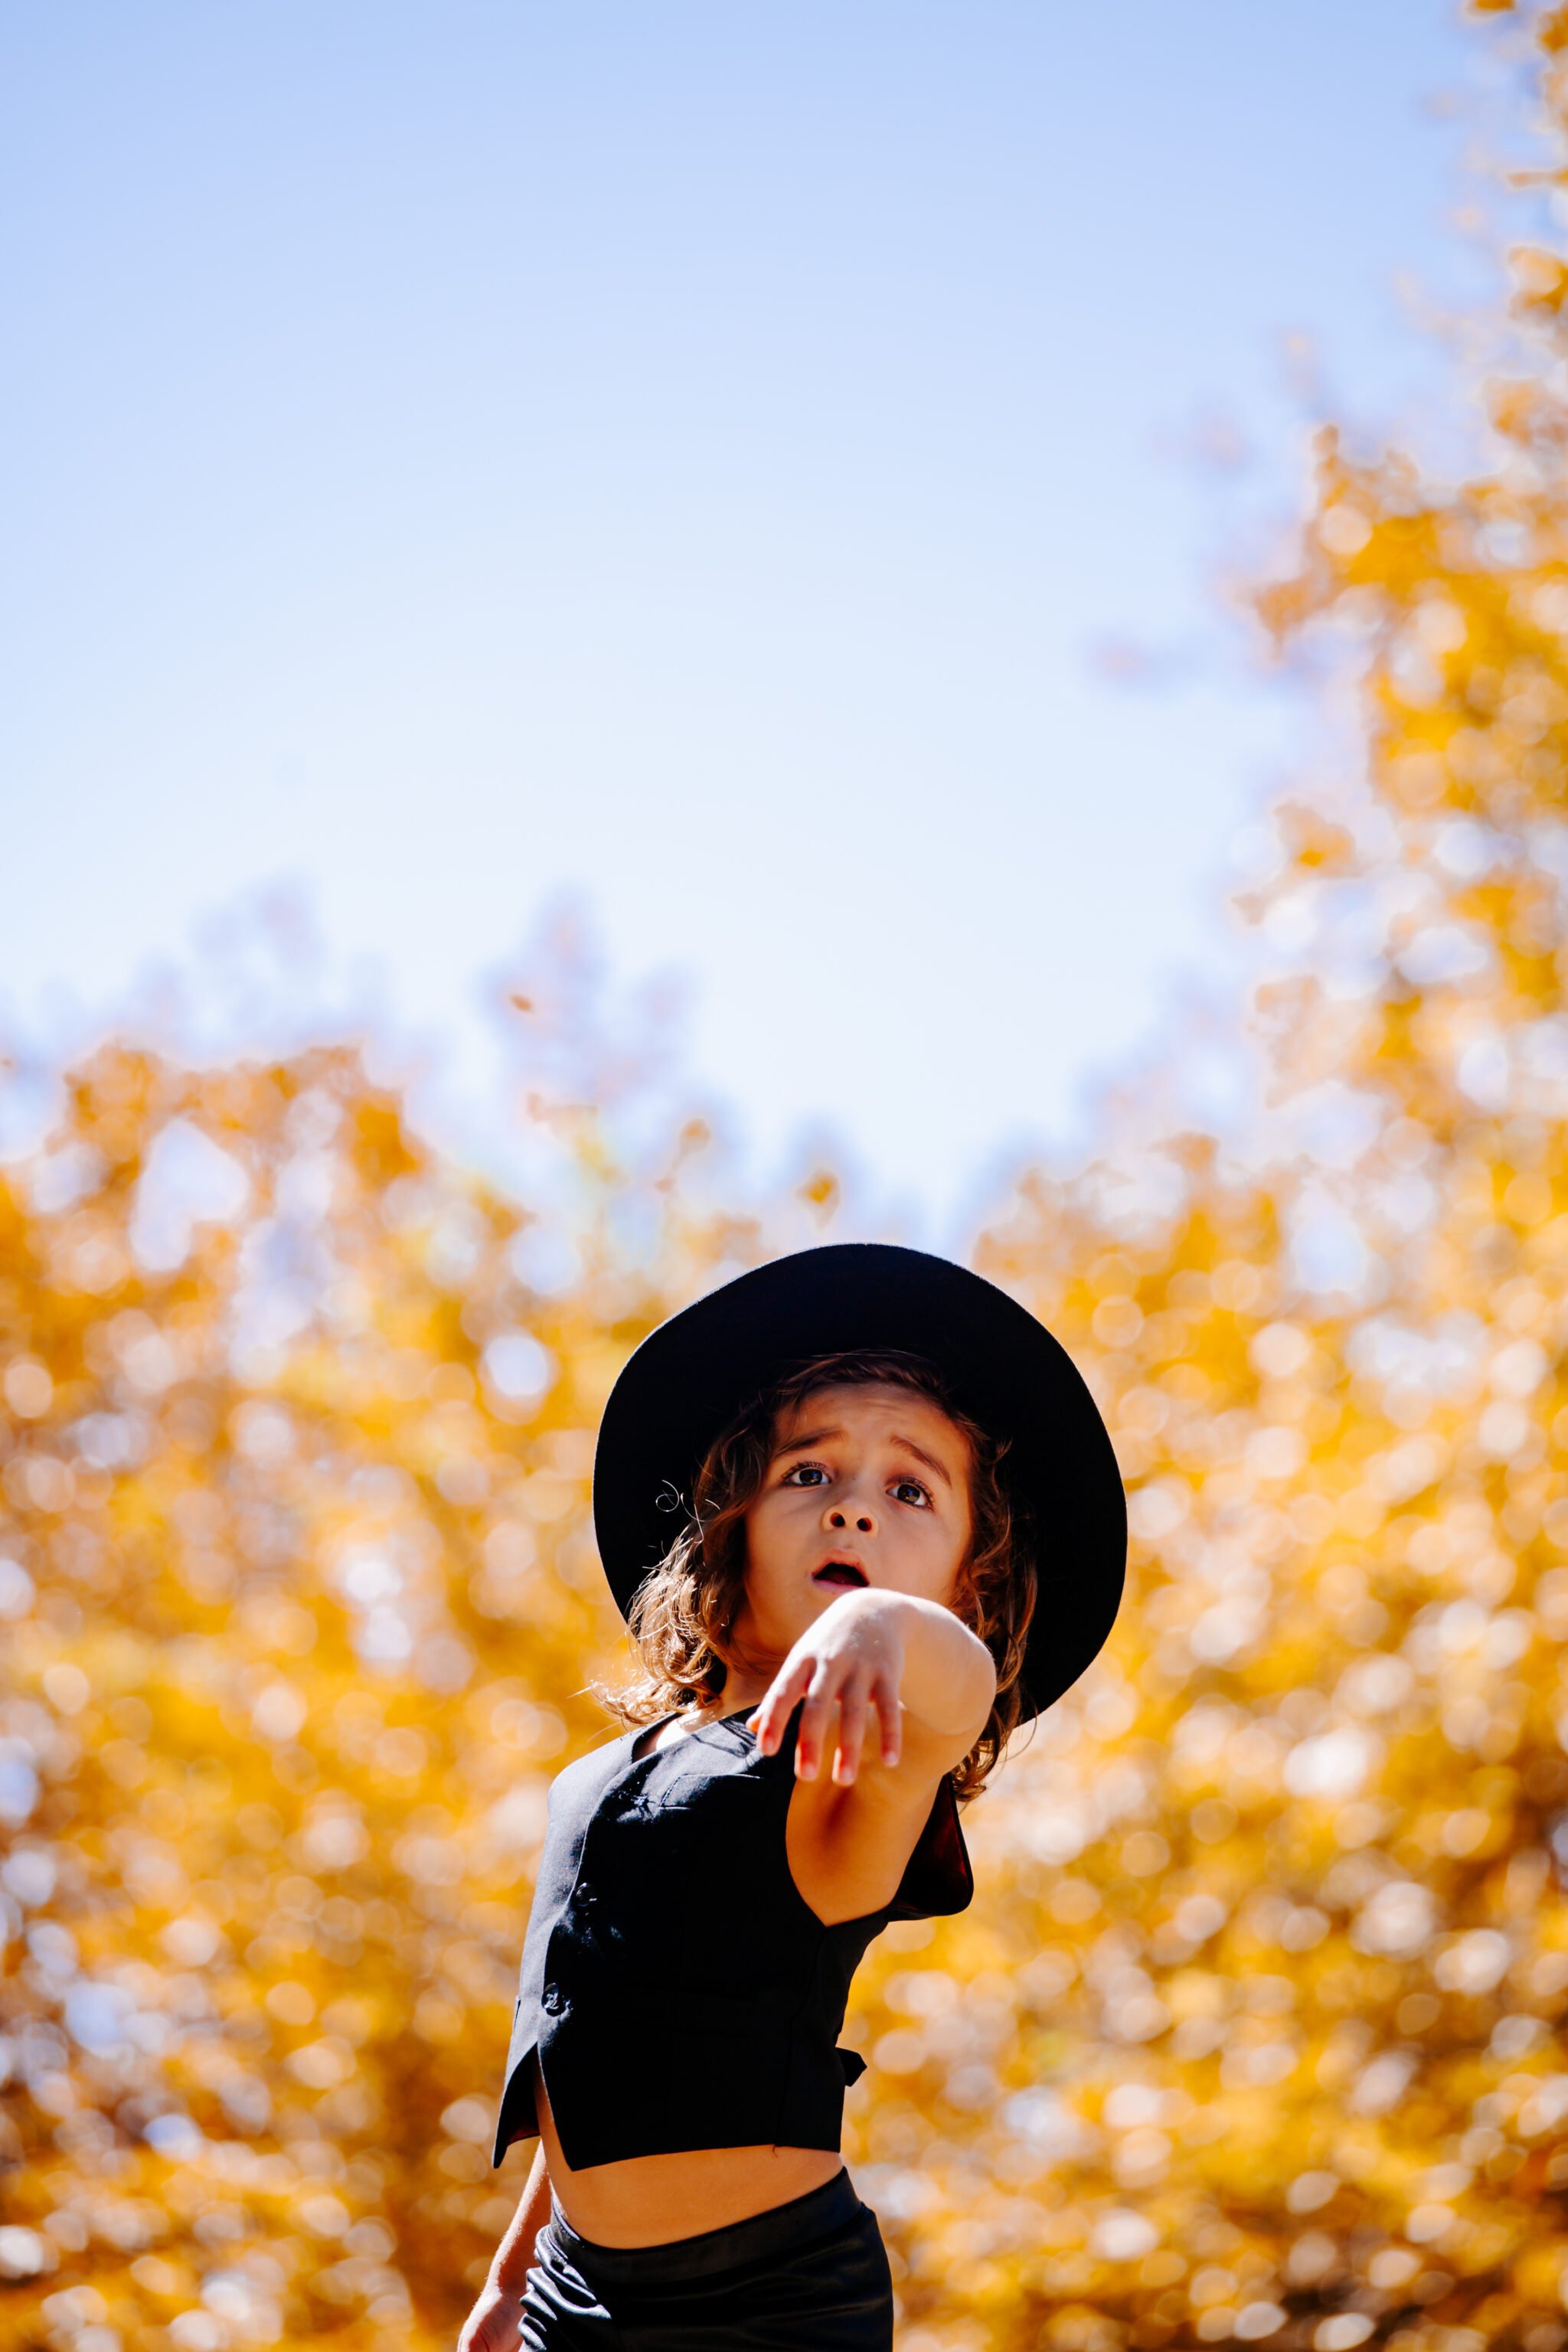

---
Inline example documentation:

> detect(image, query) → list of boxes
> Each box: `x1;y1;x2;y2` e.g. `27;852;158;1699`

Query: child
459;1241;1125;2351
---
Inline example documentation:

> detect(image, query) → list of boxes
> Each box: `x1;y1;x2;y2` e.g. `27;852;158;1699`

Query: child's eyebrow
773;1423;844;1455
889;1435;953;1489
773;1424;956;1491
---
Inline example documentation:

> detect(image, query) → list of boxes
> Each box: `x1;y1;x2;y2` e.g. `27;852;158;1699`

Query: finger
748;1655;813;1755
833;1681;871;1785
874;1678;902;1769
794;1669;842;1781
745;1658;801;1753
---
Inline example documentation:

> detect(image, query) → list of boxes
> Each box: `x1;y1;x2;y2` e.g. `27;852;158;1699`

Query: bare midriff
531;2053;843;2249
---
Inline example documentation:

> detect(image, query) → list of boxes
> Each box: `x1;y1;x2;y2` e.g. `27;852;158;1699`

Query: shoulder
785;1752;972;1927
547;1729;634;1808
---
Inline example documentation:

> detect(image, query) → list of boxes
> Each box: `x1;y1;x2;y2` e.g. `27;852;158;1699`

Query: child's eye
782;1462;829;1487
891;1478;931;1508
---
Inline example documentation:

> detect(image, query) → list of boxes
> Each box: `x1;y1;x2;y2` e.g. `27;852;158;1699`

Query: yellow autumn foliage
11;10;1568;2351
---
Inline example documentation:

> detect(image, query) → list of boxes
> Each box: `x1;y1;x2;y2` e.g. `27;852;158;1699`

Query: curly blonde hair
595;1348;1037;1799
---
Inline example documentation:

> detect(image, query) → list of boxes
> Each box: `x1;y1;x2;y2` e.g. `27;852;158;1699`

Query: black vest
492;1701;973;2171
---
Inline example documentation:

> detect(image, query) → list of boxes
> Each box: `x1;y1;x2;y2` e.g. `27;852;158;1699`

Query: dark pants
519;2169;894;2350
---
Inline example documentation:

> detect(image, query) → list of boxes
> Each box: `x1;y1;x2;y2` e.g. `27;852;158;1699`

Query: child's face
733;1380;974;1664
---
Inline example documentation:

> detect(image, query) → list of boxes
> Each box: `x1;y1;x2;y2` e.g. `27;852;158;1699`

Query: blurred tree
844;10;1568;2348
11;8;1568;2351
0;960;812;2348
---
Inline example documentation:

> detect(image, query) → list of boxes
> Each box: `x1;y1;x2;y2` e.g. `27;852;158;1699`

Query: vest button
542;1983;566;2015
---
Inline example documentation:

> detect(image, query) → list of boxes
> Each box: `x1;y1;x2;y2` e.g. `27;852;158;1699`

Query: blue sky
2;3;1494;1234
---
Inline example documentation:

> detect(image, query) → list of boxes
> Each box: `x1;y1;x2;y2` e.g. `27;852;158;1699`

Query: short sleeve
887;1774;974;1921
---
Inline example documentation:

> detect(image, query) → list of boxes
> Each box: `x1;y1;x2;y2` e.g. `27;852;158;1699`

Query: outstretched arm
747;1586;996;1786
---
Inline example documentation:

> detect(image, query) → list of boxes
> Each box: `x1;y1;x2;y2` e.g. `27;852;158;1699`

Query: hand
457;2277;527;2352
746;1589;909;1784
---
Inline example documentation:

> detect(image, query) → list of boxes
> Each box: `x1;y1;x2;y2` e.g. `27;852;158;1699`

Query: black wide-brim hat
592;1242;1126;1723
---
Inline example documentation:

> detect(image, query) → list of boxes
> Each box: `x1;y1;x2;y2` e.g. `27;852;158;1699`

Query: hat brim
591;1243;1126;1725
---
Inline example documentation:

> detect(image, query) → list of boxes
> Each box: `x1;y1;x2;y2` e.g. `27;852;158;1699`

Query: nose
825;1493;877;1538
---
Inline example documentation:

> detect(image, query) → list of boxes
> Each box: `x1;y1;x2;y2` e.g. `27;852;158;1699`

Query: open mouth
813;1560;868;1589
